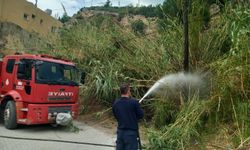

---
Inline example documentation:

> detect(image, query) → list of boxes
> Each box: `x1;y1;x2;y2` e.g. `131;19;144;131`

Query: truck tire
4;101;17;129
0;108;3;123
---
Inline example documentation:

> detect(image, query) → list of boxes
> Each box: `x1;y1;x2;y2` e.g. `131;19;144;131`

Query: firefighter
112;83;144;150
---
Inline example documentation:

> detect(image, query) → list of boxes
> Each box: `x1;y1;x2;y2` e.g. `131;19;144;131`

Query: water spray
139;72;206;103
139;0;192;103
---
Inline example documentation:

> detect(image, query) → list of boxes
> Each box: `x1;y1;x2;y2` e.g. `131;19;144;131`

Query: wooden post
183;0;189;72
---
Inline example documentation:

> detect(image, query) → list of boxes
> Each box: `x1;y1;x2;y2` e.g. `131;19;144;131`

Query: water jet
139;72;206;103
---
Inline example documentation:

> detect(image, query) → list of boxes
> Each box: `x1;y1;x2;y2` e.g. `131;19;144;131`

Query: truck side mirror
80;71;86;84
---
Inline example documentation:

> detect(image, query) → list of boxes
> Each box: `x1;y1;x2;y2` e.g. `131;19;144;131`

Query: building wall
0;0;62;36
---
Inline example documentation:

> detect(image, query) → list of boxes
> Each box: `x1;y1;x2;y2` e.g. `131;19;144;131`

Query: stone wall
0;22;50;55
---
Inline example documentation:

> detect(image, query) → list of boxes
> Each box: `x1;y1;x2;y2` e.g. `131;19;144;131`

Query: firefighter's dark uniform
112;97;144;150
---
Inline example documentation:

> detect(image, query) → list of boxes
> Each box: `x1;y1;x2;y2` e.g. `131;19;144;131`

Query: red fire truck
0;53;85;129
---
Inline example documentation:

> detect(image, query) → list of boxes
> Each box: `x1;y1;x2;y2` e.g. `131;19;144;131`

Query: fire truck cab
0;53;84;129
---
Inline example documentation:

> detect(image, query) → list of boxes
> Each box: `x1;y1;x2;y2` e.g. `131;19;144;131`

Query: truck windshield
35;61;79;86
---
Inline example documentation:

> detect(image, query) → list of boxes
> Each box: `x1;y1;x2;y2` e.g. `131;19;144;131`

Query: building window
32;14;36;19
23;13;29;21
51;26;56;33
40;19;43;25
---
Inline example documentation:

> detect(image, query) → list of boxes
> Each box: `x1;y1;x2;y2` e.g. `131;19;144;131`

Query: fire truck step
20;108;28;111
18;119;27;123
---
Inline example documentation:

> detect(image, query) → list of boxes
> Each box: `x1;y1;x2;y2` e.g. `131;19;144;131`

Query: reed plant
38;1;250;148
147;95;210;149
147;1;250;149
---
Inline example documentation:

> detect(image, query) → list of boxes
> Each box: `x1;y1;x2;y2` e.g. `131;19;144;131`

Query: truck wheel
4;101;17;129
0;108;4;123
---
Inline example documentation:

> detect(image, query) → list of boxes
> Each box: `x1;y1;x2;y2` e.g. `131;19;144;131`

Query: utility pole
61;3;68;16
183;0;189;72
35;0;38;7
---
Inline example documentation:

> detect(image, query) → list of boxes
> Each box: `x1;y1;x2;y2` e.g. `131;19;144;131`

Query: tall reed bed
42;2;250;148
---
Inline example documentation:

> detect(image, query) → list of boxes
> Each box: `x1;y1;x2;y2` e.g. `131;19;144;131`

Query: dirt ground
77;104;148;143
78;106;117;135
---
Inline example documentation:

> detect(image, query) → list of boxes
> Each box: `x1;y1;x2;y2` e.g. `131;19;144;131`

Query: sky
27;0;164;17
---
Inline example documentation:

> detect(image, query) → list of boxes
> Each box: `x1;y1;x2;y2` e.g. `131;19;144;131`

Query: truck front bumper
16;103;78;125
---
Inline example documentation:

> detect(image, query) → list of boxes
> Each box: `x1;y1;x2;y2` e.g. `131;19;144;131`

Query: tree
104;0;111;7
161;0;182;19
59;14;70;23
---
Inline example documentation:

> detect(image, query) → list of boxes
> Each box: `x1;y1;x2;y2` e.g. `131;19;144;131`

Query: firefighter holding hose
112;83;144;150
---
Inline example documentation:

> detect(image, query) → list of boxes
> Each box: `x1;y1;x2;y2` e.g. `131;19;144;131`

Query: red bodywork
0;54;79;125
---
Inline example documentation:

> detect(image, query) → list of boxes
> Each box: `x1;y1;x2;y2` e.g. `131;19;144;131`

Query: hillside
0;22;50;56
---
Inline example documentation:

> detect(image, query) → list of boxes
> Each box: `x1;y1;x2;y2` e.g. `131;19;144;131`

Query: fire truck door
14;59;33;101
1;58;16;94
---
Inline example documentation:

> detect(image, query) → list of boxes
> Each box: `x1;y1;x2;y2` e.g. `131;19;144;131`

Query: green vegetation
14;0;250;149
59;14;71;23
131;20;146;35
148;96;208;149
104;0;111;8
81;5;160;18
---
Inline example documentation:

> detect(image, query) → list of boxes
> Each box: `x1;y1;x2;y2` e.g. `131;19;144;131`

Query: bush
59;14;70;23
131;20;146;35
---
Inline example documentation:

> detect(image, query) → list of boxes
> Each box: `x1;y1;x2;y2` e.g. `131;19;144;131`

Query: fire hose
0;112;144;149
0;135;115;148
0;134;145;149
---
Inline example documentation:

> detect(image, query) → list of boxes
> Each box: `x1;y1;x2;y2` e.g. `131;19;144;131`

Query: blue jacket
112;97;144;131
